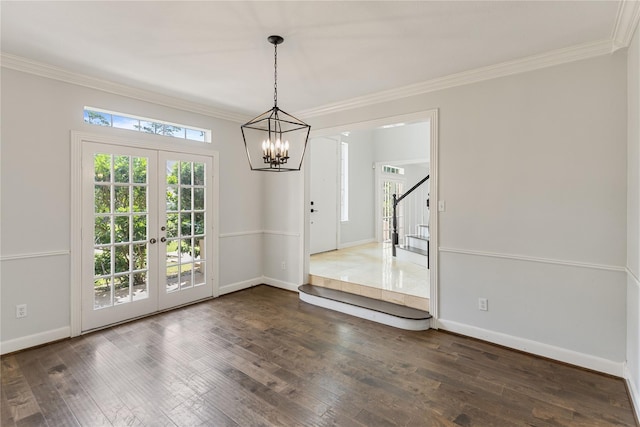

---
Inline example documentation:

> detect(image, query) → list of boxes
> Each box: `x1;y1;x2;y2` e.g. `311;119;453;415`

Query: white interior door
309;137;338;254
81;142;214;331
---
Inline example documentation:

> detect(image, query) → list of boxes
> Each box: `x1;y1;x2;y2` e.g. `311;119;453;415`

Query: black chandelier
241;35;311;172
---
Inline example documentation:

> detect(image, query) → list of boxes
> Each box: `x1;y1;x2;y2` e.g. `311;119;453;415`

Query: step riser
417;225;429;239
299;284;431;331
406;236;428;250
396;248;428;268
300;292;431;331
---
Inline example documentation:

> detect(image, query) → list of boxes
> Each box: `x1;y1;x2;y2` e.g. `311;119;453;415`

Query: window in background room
341;141;349;222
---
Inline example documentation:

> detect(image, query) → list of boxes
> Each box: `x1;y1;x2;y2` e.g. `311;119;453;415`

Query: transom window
382;165;405;175
84;107;211;143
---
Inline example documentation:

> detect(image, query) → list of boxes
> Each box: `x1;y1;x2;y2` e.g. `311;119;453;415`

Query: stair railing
392;174;429;256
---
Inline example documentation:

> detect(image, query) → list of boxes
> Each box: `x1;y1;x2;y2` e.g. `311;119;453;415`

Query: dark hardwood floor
1;285;637;426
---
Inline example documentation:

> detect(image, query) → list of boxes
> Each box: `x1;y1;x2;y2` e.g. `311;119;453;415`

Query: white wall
0;68;263;350
260;171;305;290
373;121;430;163
626;25;640;419
340;130;375;246
302;52;628;373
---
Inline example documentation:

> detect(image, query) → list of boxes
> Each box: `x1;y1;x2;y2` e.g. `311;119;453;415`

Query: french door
381;178;404;243
81;142;214;331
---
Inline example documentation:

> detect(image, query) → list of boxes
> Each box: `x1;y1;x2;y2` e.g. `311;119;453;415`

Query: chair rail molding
0;250;69;262
439;247;626;273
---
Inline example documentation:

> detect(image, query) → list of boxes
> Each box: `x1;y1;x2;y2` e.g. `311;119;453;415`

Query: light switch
438;200;445;212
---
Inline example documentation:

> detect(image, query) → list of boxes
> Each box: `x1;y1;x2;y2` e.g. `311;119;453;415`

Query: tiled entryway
309;242;429;311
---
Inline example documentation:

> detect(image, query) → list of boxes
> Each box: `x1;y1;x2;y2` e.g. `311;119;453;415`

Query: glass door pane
93;153;151;308
82;143;158;332
158;153;213;309
382;179;404;242
82;143;214;330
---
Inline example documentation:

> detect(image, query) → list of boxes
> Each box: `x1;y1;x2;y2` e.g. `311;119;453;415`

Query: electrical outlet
281;261;286;270
478;298;488;311
16;304;27;318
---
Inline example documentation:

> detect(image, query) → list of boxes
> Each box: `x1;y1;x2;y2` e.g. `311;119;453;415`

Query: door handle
311;208;319;213
150;238;157;244
160;237;167;243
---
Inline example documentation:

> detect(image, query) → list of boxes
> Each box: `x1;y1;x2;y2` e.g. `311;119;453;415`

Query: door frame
70;131;219;336
301;109;440;321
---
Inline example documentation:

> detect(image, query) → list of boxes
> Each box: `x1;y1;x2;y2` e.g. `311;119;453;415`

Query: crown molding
0;32;623;124
0;53;249;123
297;39;615;119
612;0;640;51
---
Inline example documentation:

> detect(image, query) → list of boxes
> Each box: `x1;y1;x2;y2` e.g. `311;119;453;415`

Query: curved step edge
299;289;431;331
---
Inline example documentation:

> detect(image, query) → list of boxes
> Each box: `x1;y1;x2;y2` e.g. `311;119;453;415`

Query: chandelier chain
273;42;278;107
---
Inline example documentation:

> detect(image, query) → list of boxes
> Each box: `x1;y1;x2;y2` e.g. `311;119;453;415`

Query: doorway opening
303;110;439;317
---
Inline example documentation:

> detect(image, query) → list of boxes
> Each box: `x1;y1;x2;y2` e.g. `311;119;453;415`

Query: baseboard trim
218;277;263;296
625;362;640;424
262;277;300;292
1;326;70;355
438;319;623;377
299;291;431;331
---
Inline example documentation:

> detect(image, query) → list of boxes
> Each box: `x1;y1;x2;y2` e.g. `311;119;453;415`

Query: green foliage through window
84;107;210;143
94;153;149;287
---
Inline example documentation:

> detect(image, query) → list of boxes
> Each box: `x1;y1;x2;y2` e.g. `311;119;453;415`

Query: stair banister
391;174;429;257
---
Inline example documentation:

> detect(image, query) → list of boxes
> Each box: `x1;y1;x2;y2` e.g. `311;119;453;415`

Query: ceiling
0;1;633;119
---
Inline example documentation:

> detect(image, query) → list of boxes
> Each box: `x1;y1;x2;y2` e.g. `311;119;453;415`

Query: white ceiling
0;1;632;118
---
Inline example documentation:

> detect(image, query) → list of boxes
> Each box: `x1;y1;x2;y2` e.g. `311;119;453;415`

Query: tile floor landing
309;242;430;311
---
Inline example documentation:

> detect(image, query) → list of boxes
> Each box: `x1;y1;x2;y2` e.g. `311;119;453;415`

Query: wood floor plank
18;358;80;427
38;357;110;426
67;333;180;426
1;379;16;427
1;285;637;426
1;356;44;425
54;341;138;426
177;394;239;427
